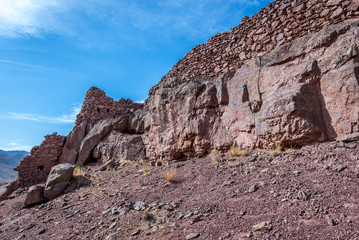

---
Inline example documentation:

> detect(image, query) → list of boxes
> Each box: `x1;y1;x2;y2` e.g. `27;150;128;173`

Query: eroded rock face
144;19;359;160
44;164;74;200
93;131;146;163
76;118;118;165
59;121;88;164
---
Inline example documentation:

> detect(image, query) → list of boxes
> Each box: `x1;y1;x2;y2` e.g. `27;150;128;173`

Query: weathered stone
59;121;87;164
94;131;146;163
44;164;75;200
144;19;359;160
75;87;143;126
24;185;46;207
340;133;359;142
77;118;117;165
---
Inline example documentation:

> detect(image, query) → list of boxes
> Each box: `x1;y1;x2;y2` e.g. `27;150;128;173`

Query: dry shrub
210;149;220;164
230;146;249;157
142;211;156;226
163;168;177;182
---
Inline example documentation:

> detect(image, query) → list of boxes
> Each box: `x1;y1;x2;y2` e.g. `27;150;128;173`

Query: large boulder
58;121;88;164
77;118;119;165
24;185;46;207
44;164;75;200
93;131;146;163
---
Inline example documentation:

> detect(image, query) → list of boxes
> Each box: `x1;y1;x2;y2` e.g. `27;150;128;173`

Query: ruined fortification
151;0;359;93
75;87;143;126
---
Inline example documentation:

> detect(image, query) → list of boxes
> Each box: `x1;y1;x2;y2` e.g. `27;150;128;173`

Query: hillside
0;142;358;239
0;0;359;239
0;150;28;184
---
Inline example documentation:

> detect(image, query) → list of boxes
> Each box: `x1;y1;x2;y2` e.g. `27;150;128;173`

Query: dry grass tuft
272;142;282;157
230;146;249;157
163;168;177;182
73;165;86;177
210;149;220;164
141;166;152;175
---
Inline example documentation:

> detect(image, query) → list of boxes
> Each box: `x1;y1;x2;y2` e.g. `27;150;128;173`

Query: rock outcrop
144;19;359;160
93;131;146;163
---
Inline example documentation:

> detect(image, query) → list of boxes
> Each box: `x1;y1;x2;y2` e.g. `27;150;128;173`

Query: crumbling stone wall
14;133;65;187
75;87;143;126
150;0;359;94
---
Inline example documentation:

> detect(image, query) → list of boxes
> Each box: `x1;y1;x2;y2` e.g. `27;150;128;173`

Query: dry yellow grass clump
272;142;282;157
230;146;249;157
141;166;152;175
210;149;220;164
163;168;177;182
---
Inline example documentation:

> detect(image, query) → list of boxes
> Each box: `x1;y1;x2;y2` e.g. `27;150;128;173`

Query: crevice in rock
313;65;337;141
354;66;359;85
242;84;249;102
250;57;263;113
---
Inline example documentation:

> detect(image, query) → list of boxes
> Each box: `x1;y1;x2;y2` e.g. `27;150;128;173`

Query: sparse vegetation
141;166;152;175
163;168;177;182
284;144;297;154
272;142;282;157
210;149;220;164
142;211;156;226
73;165;91;188
230;146;249;157
73;165;86;177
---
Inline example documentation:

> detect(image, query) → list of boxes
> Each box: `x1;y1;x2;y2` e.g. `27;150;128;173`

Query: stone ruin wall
14;133;65;187
75;87;143;127
150;0;359;94
1;133;65;200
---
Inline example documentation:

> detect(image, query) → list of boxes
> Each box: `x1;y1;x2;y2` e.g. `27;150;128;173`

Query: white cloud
5;105;81;124
2;142;31;151
0;0;268;45
7;142;18;146
0;0;71;38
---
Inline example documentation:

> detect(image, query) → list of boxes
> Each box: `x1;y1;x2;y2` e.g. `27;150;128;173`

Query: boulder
44;164;75;200
77;118;118;165
58;121;88;164
24;185;46;207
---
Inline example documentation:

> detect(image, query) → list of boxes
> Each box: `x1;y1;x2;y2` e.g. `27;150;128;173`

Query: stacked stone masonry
150;0;359;94
75;87;143;126
14;133;65;187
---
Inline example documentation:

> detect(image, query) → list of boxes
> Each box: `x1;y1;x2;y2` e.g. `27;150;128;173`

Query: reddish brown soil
0;141;358;240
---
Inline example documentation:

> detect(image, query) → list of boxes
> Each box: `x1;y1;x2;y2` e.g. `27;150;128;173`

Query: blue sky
0;0;272;151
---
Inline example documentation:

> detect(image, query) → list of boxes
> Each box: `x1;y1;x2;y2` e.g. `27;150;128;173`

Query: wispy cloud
0;59;66;72
5;105;81;124
0;0;269;47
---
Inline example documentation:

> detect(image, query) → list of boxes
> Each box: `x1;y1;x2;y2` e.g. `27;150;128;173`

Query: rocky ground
0;141;358;240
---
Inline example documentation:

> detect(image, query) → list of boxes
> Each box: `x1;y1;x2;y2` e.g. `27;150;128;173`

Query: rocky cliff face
144;19;359;160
